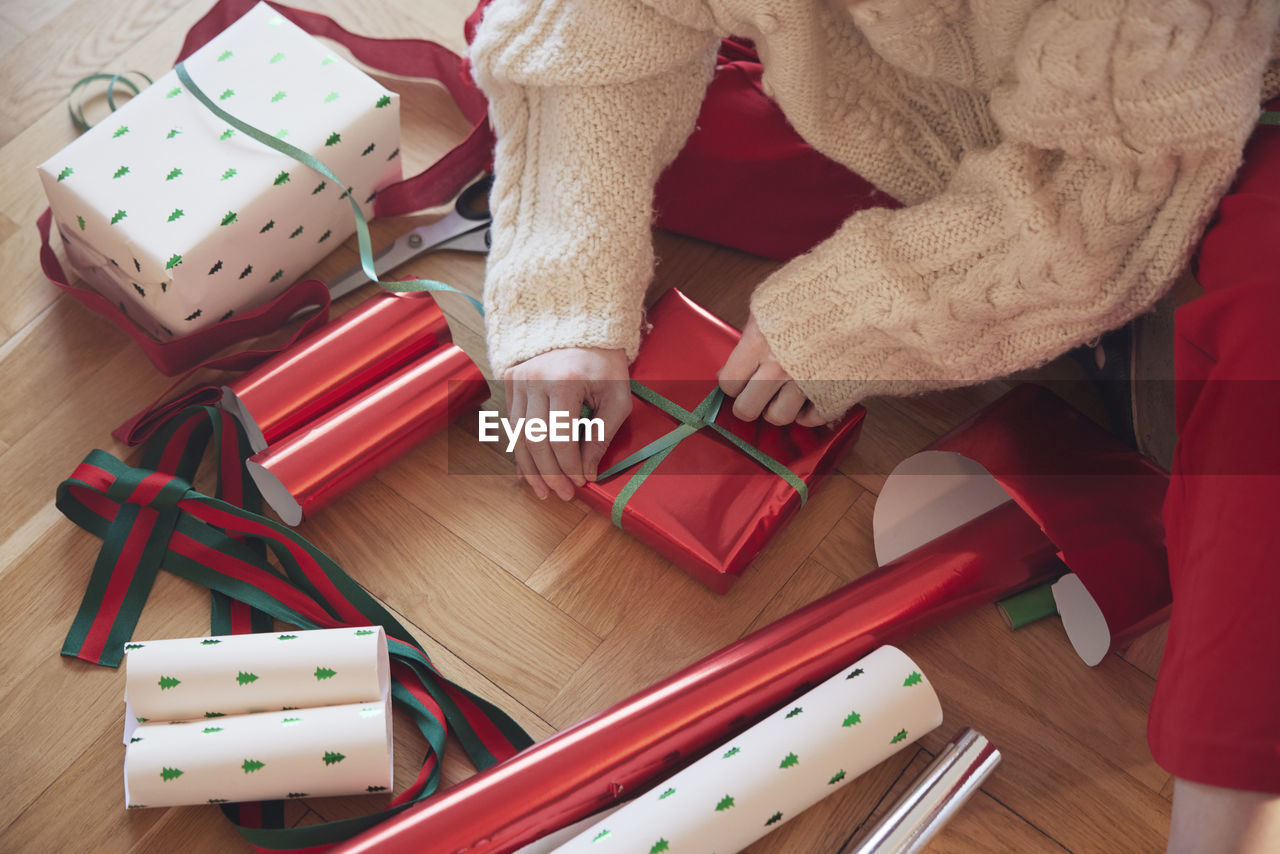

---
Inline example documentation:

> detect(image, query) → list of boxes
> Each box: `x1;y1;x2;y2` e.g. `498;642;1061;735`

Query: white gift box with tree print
37;2;401;341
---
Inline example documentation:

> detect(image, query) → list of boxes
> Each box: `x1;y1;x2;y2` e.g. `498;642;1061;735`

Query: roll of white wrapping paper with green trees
553;646;942;854
125;699;393;808
121;626;392;807
123;625;389;732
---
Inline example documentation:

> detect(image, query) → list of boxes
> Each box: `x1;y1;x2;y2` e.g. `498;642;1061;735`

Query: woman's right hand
503;347;633;500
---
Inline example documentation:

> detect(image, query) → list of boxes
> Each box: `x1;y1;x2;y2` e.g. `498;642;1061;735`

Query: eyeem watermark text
478;410;605;453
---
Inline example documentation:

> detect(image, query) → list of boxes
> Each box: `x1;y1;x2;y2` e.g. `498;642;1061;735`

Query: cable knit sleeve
470;0;718;379
752;0;1279;421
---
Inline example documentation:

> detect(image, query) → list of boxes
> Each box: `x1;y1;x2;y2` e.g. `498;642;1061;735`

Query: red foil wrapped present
248;343;487;525
578;289;865;593
224;291;451;451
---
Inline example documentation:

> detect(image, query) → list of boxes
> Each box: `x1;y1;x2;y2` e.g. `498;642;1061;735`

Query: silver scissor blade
325;210;490;300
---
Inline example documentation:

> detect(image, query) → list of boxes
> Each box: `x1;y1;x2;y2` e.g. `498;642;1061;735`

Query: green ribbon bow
597;381;808;527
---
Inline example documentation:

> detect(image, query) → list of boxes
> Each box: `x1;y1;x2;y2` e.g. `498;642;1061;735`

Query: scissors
326;173;492;300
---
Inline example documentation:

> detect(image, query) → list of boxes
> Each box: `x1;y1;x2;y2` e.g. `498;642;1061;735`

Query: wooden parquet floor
0;1;1173;851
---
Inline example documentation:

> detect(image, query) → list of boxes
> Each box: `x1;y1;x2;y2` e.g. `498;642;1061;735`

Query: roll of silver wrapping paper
849;728;1001;854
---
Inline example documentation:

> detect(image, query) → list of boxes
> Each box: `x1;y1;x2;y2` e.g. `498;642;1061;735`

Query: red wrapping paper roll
248;343;487;525
224;291;451;451
334;500;1062;854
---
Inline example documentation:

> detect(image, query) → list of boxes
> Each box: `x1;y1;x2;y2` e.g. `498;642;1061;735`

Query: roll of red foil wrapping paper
224;291;451;451
333;500;1061;854
248;343;487;525
578;289;865;593
929;384;1171;655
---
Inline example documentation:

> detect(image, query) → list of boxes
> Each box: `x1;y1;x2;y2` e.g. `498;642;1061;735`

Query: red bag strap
178;0;493;214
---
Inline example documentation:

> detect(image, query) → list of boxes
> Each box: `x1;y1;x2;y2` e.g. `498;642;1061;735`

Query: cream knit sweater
471;0;1280;420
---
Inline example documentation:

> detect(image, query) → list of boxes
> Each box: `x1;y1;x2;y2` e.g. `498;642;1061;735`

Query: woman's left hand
718;313;826;427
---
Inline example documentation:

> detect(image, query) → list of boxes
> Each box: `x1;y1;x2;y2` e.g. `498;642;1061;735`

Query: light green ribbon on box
596;381;808;527
173;61;484;315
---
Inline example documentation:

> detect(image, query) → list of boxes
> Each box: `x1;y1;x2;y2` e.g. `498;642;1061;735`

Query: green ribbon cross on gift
597;381;809;527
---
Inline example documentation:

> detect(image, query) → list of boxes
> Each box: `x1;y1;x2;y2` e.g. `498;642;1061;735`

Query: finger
718;347;759;399
796;401;828;428
732;360;790;421
582;384;633;481
549;387;587;488
523;389;576;500
513;438;550;500
764;381;808;426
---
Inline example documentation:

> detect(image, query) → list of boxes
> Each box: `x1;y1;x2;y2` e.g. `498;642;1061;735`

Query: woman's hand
718;313;825;427
504;347;633;500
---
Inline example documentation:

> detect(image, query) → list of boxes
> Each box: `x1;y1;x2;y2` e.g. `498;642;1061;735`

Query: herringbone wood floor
0;0;1173;851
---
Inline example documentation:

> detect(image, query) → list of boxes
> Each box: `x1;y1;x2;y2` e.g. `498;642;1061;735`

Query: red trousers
1146;114;1280;793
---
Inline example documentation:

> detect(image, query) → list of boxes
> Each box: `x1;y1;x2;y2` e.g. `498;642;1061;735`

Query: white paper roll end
1051;573;1111;667
221;386;269;454
246;458;303;527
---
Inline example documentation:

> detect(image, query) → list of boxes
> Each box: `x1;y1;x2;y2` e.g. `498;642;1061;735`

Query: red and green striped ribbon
56;406;532;850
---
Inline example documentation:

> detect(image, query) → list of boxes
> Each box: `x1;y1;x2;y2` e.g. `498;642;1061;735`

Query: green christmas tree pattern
890;729;908;744
591;829;611;842
220;129;235;141
367;785;388;792
260;220;275;234
715;794;735;811
270;52;285;64
277;634;297;640
166;87;181;98
287;793;307;799
208;798;228;804
658;787;675;800
201;638;220;645
322;751;345;766
204;712;225;718
77;215;86;230
272;91;287;103
221;211;238;226
130;737;143;744
218;88;235;101
723;746;740;758
166;128;181;139
273;171;290;186
317;229;332;243
321;55;335;66
312;181;326;195
355;629;375;636
165;168;182;181
203;727;223;734
779;752;799;769
289;226;303;238
359;707;380;718
842;711;862;728
113;166;129;179
236;671;259;685
57;166;73;181
217;50;233;62
361;142;376;156
242;759;265;774
765;811;783;826
650;840;669;854
282;717;302;727
270;269;284;283
168;210;184;223
785;706;803;719
324;91;340;104
113;125;129;138
110;210;127;225
314;666;336;681
158;676;180;691
828;770;847;785
325;133;341;147
846;668;864;679
160;767;183;782
221;168;237;181
376;95;391;108
903;671;923;687
124;643;144;650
